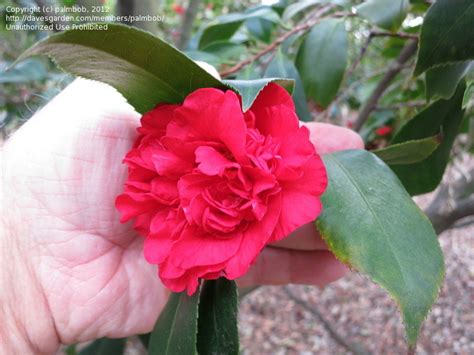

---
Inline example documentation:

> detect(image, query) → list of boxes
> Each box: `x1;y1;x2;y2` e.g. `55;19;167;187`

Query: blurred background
1;0;473;354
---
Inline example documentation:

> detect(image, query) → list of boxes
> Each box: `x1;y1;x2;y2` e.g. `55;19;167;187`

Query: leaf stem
353;39;418;131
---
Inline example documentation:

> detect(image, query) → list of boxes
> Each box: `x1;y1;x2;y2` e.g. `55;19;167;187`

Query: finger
237;248;348;288
302;122;365;154
271;222;328;251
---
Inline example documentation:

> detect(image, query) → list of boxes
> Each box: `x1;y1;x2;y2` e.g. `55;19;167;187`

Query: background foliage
1;0;473;354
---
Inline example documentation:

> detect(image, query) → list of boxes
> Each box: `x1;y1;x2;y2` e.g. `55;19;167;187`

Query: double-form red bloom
116;84;327;294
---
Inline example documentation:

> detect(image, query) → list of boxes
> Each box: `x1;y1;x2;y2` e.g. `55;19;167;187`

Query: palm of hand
3;81;165;344
2;80;361;348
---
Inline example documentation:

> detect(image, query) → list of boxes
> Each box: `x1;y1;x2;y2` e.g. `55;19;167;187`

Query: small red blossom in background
116;84;328;295
172;4;185;15
375;125;392;136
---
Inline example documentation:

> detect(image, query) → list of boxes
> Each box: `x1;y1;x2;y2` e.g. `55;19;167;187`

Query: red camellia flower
375;125;392;136
116;84;328;295
172;4;185;15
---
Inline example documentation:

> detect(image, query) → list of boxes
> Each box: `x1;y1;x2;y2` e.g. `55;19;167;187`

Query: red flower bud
172;4;185;15
375;126;392;136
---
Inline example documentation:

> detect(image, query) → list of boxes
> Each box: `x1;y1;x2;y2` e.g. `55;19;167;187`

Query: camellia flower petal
116;83;328;295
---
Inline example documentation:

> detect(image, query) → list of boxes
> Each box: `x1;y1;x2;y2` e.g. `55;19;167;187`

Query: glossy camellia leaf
264;50;312;121
316;150;444;346
425;62;471;101
246;18;275;44
14;24;224;113
356;0;409;32
148;291;200;355
391;83;466;195
78;338;126;355
185;50;222;67
296;18;348;107
199;7;279;49
223;78;294;112
414;0;474;76
373;135;440;165
197;278;239;355
200;41;246;62
282;0;326;22
282;0;349;20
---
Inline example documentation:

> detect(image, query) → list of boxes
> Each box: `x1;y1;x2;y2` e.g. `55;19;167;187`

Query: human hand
0;79;363;353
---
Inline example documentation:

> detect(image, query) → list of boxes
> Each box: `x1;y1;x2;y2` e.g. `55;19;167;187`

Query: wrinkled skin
0;79;364;353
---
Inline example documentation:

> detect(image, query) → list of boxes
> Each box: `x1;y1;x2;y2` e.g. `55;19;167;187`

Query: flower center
246;129;281;172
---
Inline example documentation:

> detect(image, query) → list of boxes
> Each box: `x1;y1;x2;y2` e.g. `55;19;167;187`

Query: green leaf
184;50;222;67
14;24;224;114
316;150;444;346
426;62;471;101
246;18;275;44
199;7;280;49
197;278;239;355
414;0;474;76
296;18;348;107
78;338;126;355
463;80;474;109
201;41;246;62
391;83;466;195
148;291;200;355
282;0;326;22
282;0;349;20
373;135;440;165
356;0;410;32
199;21;243;50
264;50;312;121
235;64;261;80
223;78;295;112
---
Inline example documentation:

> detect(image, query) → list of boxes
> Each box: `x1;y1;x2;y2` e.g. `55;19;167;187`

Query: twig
424;167;474;234
345;34;373;84
320;28;418;121
318;33;374;121
449;217;474;230
283;287;371;355
336;29;417;91
178;0;202;50
219;5;337;77
319;64;412;121
353;39;418;131
370;30;419;40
